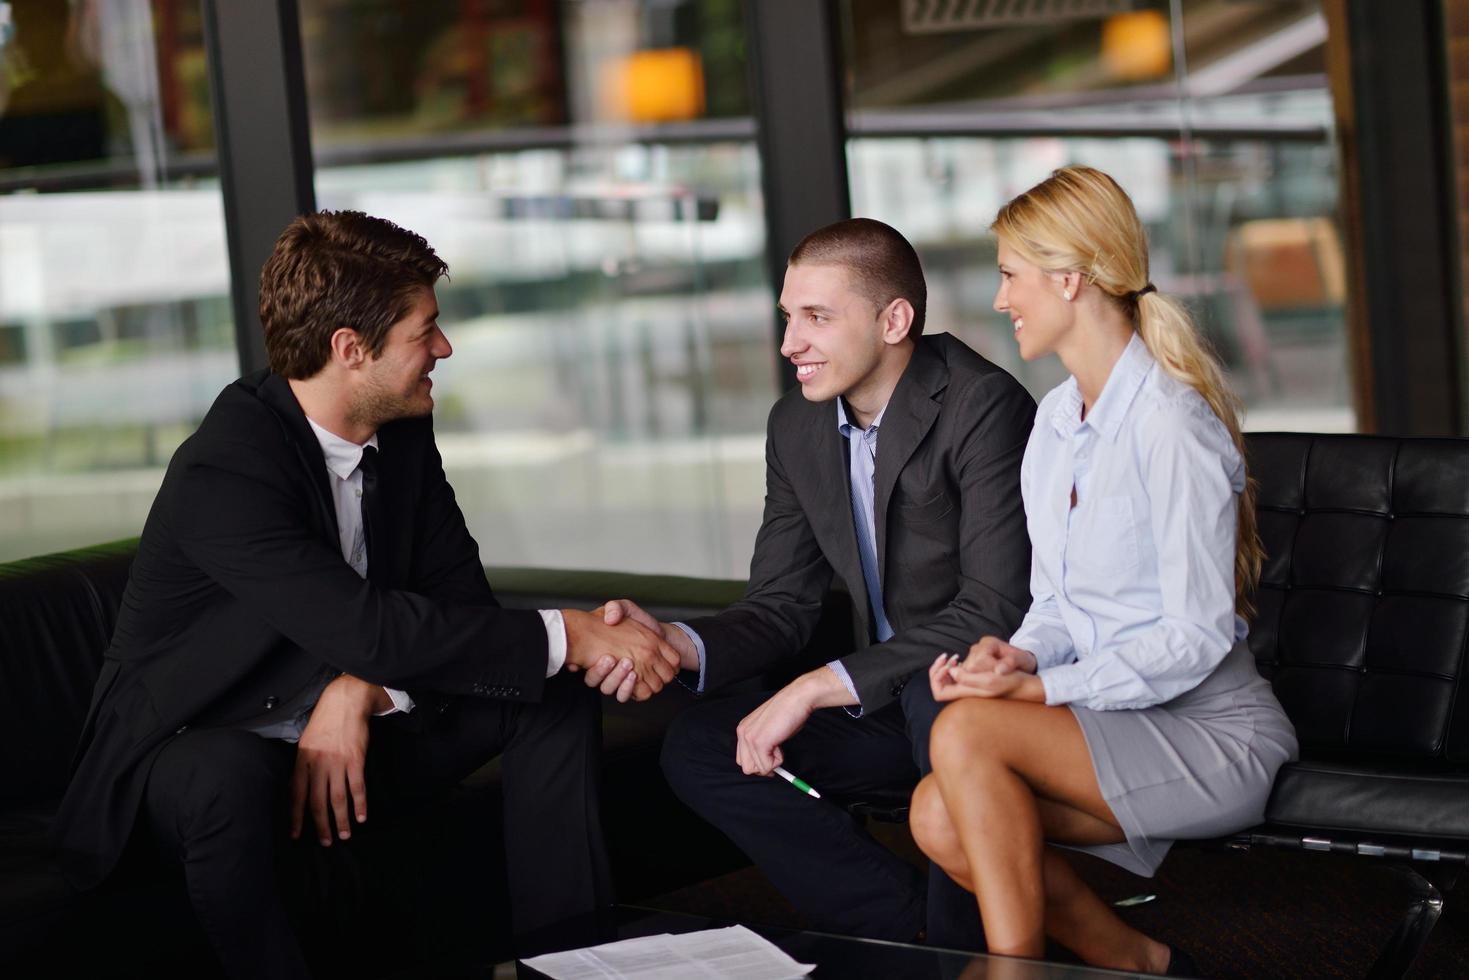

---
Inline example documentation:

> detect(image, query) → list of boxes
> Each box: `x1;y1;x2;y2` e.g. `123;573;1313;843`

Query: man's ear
879;297;915;346
328;327;367;368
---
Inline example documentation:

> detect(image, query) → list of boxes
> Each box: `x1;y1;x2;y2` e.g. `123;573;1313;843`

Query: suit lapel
873;337;948;579
258;372;340;549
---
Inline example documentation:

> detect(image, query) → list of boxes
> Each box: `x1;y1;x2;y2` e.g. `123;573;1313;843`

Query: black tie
358;446;385;584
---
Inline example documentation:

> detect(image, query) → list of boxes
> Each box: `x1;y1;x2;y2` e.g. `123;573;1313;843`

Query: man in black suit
596;219;1036;948
51;211;680;979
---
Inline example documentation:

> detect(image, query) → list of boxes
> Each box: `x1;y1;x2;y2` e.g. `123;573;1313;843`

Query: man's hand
734;667;853;776
562;607;681;702
568;599;700;702
290;675;388;846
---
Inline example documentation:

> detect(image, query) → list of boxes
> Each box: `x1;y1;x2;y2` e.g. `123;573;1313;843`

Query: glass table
480;905;1153;979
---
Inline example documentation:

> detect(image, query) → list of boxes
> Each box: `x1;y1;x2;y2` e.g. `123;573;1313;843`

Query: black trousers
660;677;984;950
140;674;611;980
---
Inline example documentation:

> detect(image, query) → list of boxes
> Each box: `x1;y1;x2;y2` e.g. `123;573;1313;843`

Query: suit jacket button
263;696;279;710
174;725;188;735
509;688;520;697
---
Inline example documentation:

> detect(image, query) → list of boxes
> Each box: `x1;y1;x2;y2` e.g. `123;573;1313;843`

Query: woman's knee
910;776;962;858
929;699;1004;773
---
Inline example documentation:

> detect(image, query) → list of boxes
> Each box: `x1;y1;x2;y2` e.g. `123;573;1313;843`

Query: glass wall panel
299;0;772;577
843;0;1351;432
0;0;235;561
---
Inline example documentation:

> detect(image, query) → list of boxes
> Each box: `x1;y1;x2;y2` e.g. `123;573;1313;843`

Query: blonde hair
992;166;1263;618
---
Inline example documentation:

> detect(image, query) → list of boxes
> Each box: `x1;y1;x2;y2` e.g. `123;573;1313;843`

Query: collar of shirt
1049;332;1154;442
835;396;889;442
305;417;380;479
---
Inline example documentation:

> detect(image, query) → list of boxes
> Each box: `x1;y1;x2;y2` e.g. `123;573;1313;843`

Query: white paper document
520;924;816;980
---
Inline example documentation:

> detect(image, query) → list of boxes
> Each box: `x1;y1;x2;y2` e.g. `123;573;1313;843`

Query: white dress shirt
242;419;566;742
1010;334;1247;711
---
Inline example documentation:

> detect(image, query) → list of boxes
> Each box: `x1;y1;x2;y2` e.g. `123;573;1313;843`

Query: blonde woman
910;167;1297;975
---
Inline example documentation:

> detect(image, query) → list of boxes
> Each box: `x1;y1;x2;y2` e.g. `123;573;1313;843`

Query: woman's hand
961;636;1038;676
929;648;1046;703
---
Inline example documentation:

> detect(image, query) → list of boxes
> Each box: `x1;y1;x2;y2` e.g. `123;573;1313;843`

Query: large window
0;0;235;561
842;0;1351;432
298;0;774;577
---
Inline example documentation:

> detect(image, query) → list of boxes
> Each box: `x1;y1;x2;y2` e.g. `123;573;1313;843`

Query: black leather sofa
5;432;1469;977
1232;433;1469;977
0;541;850;976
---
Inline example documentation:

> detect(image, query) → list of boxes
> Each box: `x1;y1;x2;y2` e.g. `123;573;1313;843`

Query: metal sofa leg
1364;863;1458;980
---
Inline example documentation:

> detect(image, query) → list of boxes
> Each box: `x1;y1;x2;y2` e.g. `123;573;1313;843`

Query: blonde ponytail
994;167;1264;618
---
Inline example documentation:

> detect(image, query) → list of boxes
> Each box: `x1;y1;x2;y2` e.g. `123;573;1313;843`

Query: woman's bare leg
1040;847;1169;971
912;698;1170;970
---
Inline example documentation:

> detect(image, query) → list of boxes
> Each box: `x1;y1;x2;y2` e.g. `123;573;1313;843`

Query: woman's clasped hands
929;636;1045;703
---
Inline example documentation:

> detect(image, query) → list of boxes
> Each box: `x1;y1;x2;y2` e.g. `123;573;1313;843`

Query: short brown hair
788;218;927;337
259;211;448;379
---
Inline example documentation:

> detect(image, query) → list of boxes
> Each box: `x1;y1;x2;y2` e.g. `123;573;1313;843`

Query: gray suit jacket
686;333;1036;713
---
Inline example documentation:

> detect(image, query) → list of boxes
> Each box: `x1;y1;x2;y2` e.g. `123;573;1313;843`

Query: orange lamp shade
1101;11;1172;81
603;47;706;123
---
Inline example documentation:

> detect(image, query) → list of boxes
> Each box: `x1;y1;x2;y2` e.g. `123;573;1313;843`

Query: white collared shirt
1010;334;1247;711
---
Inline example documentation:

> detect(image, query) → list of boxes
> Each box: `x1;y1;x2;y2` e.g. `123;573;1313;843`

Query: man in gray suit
595;218;1035;947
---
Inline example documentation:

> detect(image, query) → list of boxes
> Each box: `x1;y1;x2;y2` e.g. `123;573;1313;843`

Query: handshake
561;600;697;702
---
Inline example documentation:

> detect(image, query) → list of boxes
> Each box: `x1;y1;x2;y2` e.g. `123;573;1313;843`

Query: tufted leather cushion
0;541;135;804
1247;433;1469;842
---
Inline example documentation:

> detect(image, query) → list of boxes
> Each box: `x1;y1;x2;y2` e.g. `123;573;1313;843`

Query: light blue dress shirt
1010;334;1248;711
674;398;892;710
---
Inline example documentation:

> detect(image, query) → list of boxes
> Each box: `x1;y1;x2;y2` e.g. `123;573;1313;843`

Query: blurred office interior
0;0;1459;577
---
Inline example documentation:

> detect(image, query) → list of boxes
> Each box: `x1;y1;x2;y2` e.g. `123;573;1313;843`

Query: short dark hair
788;218;927;337
259;211;448;379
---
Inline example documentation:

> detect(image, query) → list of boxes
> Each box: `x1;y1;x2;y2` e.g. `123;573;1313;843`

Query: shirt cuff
826;660;863;718
540;608;567;678
671;622;708;693
1009;626;1070;673
1038;663;1088;706
376;688;414;716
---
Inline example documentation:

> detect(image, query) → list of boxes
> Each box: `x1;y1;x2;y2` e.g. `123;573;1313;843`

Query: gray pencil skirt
1065;640;1298;876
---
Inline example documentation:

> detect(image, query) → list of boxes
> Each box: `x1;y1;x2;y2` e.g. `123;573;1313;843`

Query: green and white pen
773;766;821;799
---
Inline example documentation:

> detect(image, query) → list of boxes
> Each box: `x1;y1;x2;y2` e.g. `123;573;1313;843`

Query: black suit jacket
685;333;1036;712
53;371;550;889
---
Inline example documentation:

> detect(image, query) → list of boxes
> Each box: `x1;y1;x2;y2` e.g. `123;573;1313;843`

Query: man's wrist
661;622;698;671
559;608;596;670
792;666;857;710
326;674;389;717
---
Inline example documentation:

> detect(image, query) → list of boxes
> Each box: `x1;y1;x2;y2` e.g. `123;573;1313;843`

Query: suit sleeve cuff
672;622;708;693
540;608;567;678
376;688;415;715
